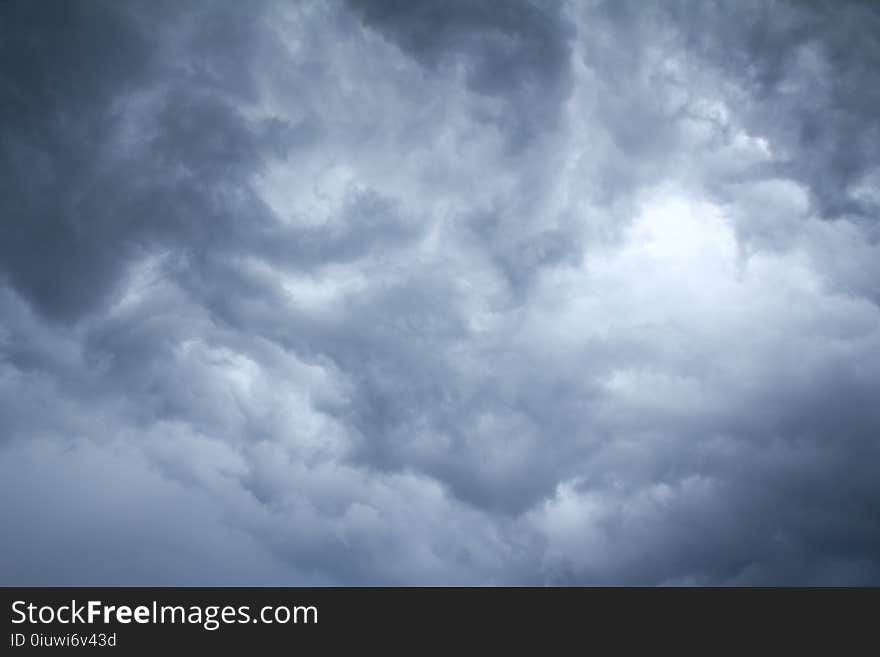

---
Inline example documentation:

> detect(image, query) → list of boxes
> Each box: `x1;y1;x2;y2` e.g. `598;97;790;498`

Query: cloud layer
1;0;879;585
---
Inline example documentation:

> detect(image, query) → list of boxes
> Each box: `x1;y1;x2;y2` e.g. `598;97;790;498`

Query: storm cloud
1;0;879;585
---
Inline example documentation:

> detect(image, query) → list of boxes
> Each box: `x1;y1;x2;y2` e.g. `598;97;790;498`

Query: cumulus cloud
1;0;879;585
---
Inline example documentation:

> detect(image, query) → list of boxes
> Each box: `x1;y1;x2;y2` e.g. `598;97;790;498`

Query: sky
1;0;879;586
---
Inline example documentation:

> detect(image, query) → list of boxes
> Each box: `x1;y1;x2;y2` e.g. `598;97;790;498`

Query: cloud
345;0;574;149
1;0;879;585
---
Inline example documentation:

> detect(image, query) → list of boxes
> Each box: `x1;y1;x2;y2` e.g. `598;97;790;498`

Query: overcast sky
2;0;879;585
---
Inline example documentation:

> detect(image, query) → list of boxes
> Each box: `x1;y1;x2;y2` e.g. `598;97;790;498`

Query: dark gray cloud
346;0;574;149
1;0;879;585
676;0;880;223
